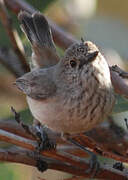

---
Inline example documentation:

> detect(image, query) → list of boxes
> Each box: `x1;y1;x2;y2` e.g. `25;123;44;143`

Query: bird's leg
32;120;56;151
11;107;56;151
28;123;56;172
62;133;100;177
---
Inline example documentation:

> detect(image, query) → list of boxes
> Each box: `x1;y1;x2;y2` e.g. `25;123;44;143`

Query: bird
16;11;115;174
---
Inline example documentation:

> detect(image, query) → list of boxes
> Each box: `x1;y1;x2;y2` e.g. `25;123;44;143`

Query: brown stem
0;130;127;179
110;68;128;98
0;0;30;72
1;118;128;165
0;47;26;77
111;65;128;78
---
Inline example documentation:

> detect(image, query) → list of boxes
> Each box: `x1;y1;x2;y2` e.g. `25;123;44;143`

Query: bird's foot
63;134;100;178
86;153;100;177
11;107;56;151
31;124;56;152
113;162;124;171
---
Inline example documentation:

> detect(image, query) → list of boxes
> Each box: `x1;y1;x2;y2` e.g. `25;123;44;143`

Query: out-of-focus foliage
113;95;128;114
27;0;56;11
0;163;14;180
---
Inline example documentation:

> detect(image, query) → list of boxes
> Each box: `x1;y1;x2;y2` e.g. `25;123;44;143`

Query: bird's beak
79;51;99;68
86;51;99;63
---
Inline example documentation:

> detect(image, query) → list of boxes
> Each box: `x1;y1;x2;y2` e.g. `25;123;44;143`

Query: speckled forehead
65;41;98;57
65;42;88;57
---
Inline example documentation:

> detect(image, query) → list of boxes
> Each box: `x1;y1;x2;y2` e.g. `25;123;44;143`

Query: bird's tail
18;11;59;68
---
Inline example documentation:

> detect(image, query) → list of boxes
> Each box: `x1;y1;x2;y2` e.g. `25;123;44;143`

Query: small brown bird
16;12;115;135
16;11;115;173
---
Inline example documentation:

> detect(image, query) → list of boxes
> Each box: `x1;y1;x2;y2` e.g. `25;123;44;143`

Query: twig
124;118;128;130
1;118;128;164
0;47;25;77
0;0;30;72
0;117;128;167
11;107;36;138
0;129;127;179
72;134;128;164
110;69;128;98
111;65;128;78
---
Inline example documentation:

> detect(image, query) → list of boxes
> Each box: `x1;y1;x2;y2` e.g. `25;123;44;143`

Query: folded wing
16;68;56;100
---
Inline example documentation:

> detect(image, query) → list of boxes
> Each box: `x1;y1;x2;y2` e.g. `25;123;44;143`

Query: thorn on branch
11;106;35;138
36;159;48;172
124;118;128;130
113;162;124;171
10;107;56;151
0;0;30;72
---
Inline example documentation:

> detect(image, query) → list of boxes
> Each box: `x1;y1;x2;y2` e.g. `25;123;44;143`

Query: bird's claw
86;153;100;177
63;135;100;178
34;126;56;152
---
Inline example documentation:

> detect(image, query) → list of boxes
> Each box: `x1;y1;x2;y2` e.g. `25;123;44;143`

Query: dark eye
70;60;77;68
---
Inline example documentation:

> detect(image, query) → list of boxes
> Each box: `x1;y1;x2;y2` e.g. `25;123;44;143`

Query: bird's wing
18;11;59;68
15;67;56;100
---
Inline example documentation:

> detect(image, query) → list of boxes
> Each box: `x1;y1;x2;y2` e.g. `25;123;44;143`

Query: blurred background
0;0;128;179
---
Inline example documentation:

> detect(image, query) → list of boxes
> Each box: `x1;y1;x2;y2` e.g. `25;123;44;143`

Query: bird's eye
70;60;77;68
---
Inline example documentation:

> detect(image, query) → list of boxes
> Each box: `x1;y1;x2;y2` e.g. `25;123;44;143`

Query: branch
0;47;26;77
0;128;127;179
0;0;30;72
0;117;128;168
111;65;128;78
110;68;128;98
1;118;128;163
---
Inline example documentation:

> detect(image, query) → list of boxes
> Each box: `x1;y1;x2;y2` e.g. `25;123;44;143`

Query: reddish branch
0;128;127;179
1;118;128;163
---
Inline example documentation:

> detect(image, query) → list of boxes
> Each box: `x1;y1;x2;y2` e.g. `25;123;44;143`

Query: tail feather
18;11;59;68
18;11;37;44
32;12;55;49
